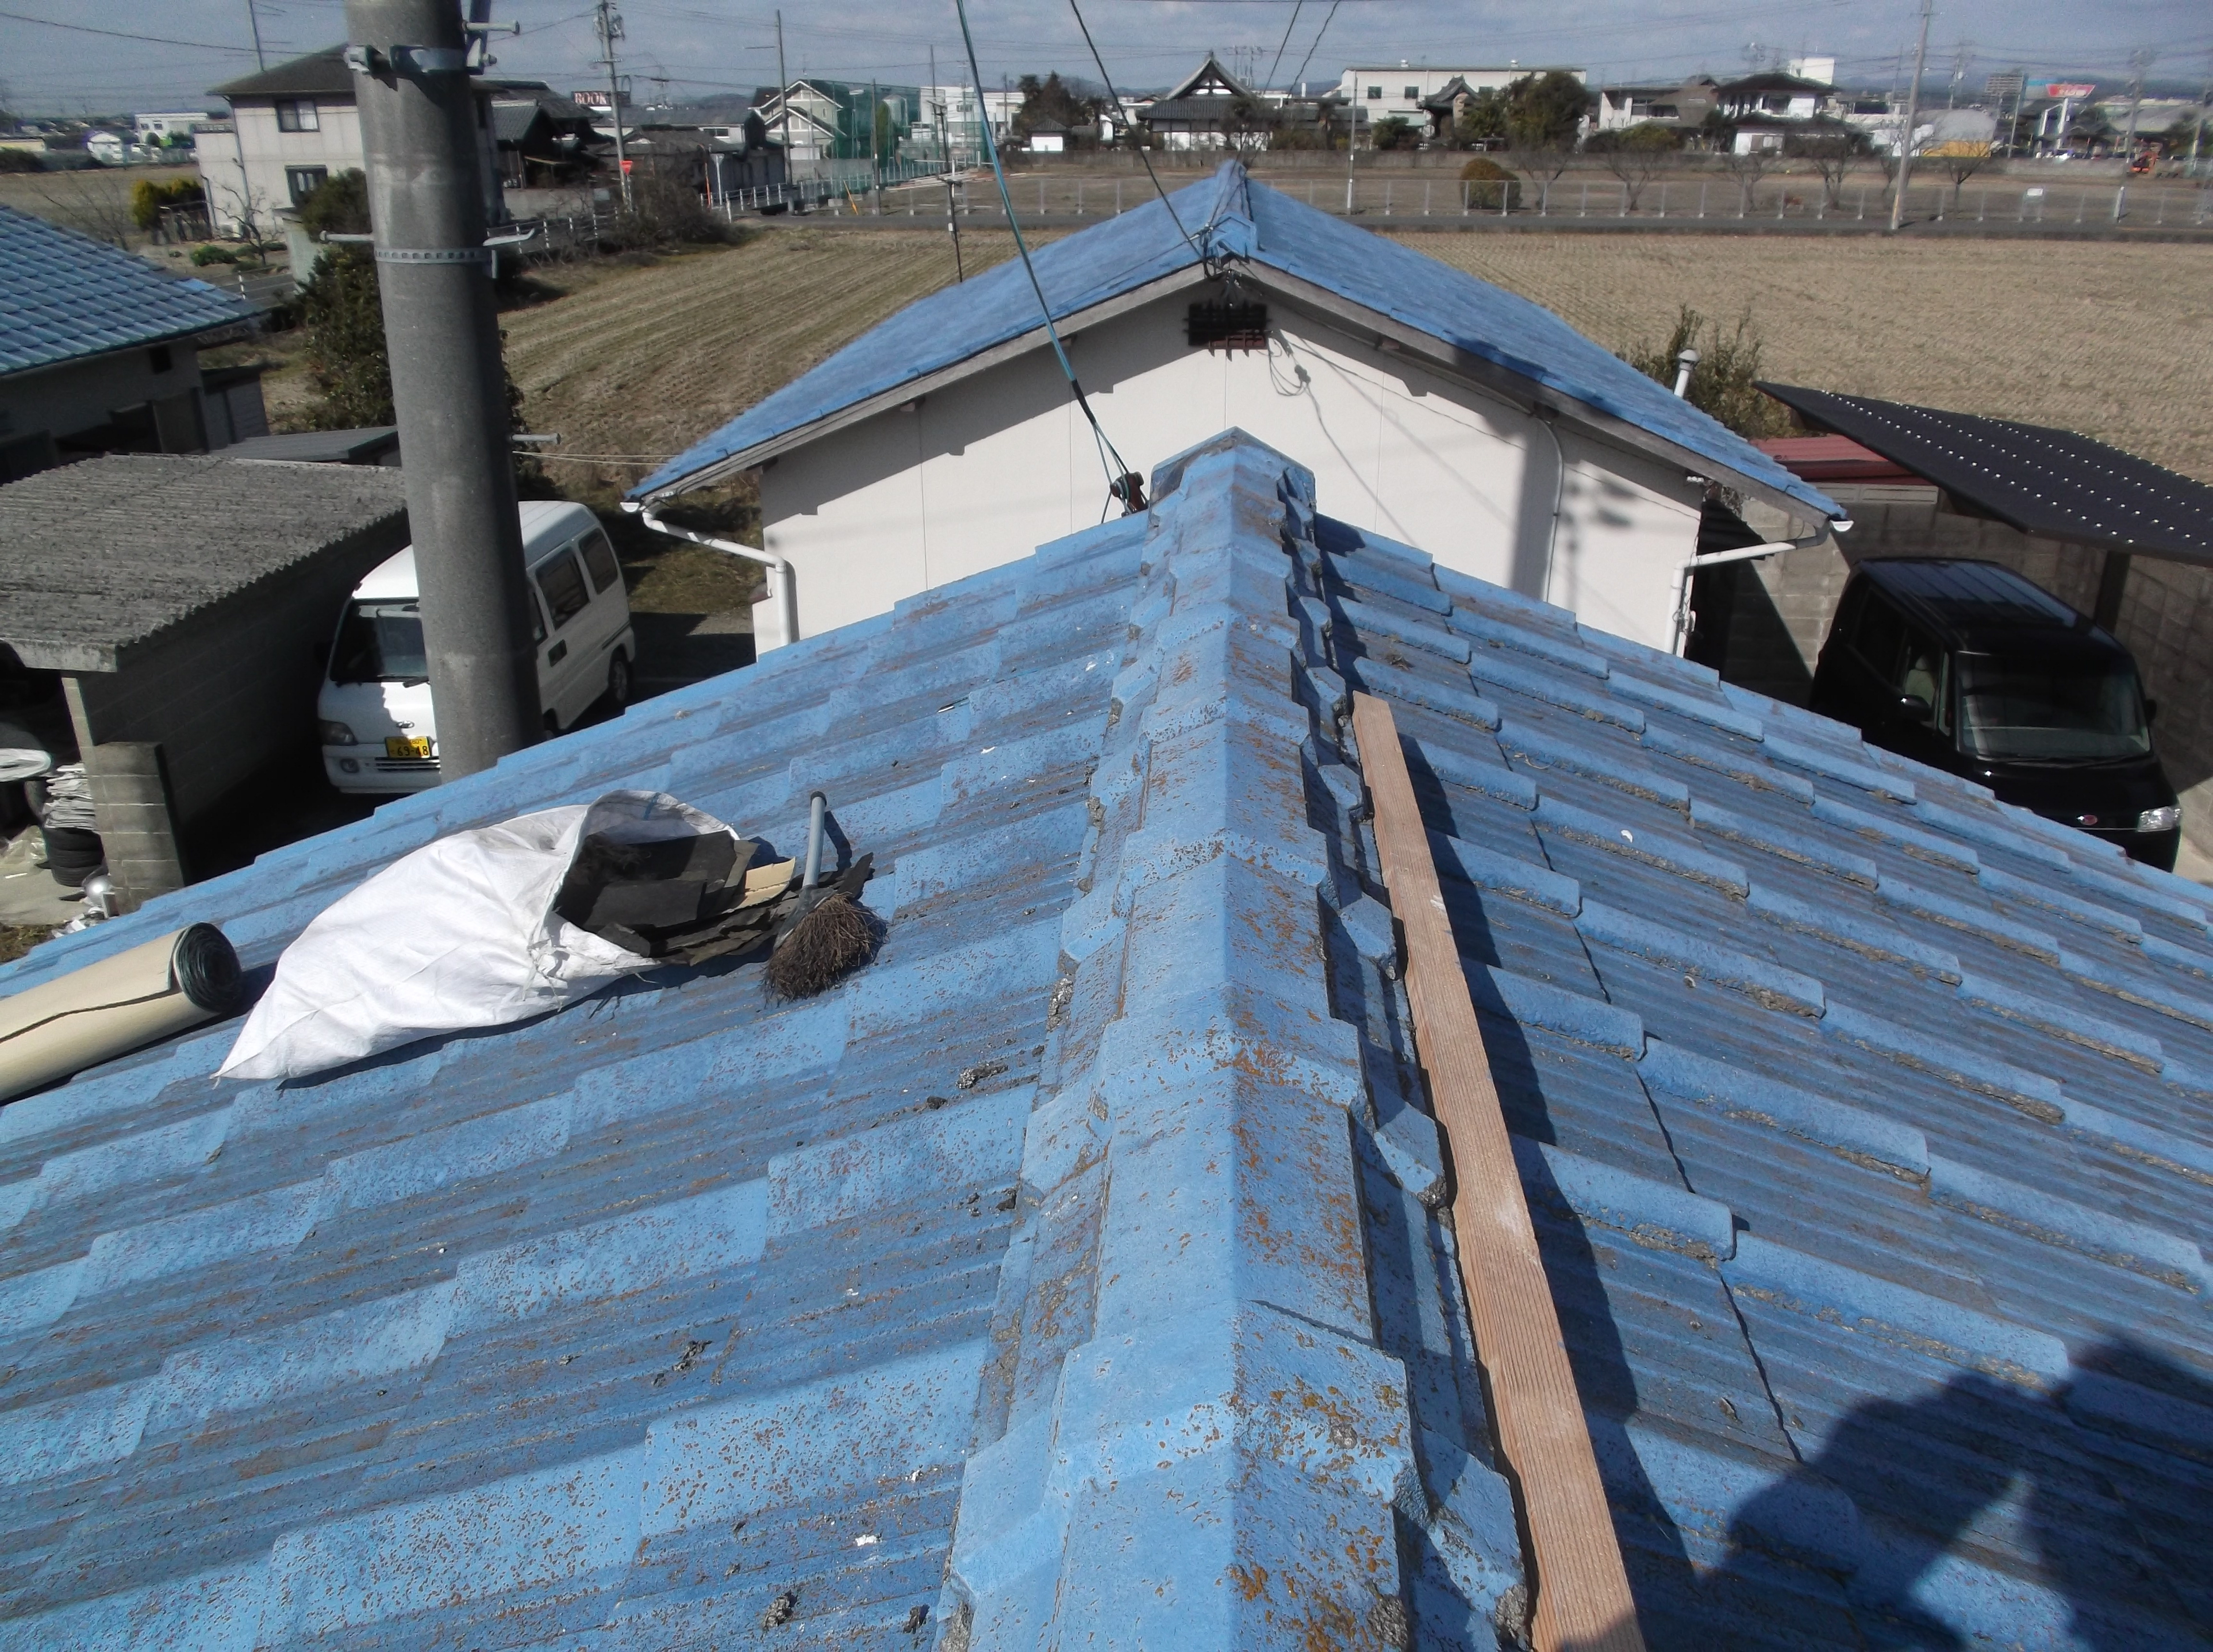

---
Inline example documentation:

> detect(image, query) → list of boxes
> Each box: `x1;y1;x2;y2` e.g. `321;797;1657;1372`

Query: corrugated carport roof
0;455;407;672
1759;382;2213;563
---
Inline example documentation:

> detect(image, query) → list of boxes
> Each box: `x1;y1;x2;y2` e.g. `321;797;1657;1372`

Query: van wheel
607;650;632;710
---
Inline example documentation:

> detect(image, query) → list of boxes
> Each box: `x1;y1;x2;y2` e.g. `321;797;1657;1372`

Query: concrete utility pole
776;11;791;167
343;0;541;779
2122;48;2155;159
596;0;631;210
1888;0;1933;232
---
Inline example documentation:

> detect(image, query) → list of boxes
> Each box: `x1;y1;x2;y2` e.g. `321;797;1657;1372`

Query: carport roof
0;429;2206;1649
1760;382;2213;562
0;206;254;380
0;455;408;672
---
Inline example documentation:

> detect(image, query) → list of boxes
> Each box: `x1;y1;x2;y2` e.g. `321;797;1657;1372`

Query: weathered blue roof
0;205;253;379
629;163;1842;525
1;428;2206;1649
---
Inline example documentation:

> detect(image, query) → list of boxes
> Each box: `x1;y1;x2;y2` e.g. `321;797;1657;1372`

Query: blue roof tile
0;206;252;377
1;426;2208;1648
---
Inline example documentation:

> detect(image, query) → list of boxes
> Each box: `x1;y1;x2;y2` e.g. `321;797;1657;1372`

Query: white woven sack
219;790;735;1083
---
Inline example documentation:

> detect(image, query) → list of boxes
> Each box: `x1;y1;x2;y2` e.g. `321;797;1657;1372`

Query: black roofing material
1759;383;2213;564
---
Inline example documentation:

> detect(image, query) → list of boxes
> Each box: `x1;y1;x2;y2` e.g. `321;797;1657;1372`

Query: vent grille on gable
1187;301;1268;352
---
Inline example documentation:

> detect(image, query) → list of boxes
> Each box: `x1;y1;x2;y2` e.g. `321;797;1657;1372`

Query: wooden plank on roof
1350;690;1645;1652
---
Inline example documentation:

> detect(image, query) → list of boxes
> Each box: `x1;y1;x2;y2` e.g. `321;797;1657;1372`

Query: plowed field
497;227;2213;487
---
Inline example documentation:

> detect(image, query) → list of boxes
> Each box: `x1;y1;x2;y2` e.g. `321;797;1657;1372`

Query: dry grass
1392;233;2213;481
501;227;2213;495
0;163;199;249
499;230;1033;493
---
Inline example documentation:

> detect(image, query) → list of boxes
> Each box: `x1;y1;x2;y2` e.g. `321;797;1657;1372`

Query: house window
1366;85;1383;100
286;166;329;204
1187;300;1268;352
275;98;320;132
1403;85;1420;100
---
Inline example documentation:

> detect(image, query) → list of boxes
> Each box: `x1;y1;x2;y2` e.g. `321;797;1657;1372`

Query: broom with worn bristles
766;790;880;998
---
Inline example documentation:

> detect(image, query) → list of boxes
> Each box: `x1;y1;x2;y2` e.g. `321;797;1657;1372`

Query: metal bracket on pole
375;245;494;264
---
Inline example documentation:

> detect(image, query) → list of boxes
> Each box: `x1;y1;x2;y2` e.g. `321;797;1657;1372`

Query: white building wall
198;100;366;230
757;295;1699;650
1336;67;1586;130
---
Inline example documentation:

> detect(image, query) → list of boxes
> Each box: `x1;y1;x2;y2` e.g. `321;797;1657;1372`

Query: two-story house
195;46;532;236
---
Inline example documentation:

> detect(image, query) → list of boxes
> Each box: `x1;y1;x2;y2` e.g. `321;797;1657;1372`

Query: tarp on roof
0;206;254;380
1761;382;2213;564
629;162;1843;523
4;429;2204;1649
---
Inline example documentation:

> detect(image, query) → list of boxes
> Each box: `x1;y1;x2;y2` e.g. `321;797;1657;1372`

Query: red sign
620;158;633;173
2044;82;2096;98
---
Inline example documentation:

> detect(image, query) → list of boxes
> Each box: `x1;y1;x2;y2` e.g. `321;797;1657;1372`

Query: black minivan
1809;559;2180;869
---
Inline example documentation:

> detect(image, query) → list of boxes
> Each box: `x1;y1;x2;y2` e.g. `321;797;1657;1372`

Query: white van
318;501;636;794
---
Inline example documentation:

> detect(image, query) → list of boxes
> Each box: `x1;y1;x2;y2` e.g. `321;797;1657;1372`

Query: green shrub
299;253;394;428
190;243;238;266
1458;155;1518;208
1625;306;1791;439
129;176;204;231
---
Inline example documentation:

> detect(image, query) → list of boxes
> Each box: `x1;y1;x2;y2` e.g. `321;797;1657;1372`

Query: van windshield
332;599;428;684
1957;656;2150;761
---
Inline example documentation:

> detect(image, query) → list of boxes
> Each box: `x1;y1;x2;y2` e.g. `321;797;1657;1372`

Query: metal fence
826;170;2213;230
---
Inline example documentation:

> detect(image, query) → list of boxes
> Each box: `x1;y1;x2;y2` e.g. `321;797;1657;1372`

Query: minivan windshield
1957;656;2150;761
332;599;428;684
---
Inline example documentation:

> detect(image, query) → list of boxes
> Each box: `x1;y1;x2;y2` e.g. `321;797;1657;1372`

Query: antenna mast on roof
244;0;267;71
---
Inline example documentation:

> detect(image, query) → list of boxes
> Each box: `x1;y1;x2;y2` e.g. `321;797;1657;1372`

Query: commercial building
1334;63;1585;134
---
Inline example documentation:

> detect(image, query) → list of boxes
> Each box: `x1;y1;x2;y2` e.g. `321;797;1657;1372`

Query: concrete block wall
64;512;408;827
1738;486;2213;854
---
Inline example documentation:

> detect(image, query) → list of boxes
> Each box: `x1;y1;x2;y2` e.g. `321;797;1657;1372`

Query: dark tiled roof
1761;382;2213;563
0;455;406;670
0;206;254;380
210;45;354;102
0;429;2206;1648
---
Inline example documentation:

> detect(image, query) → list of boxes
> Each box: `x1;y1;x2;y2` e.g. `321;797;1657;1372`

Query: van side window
536;551;592;629
1851;593;1949;728
577;528;622;595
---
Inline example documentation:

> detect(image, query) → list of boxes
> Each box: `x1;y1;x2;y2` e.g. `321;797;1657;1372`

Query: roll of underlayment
0;925;243;1104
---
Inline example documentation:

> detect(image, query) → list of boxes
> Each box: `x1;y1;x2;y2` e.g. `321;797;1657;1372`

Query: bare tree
1937;146;1993;209
1587;121;1678;212
1785;123;1869;209
212;182;283;269
1721;145;1778;213
25;170;139;248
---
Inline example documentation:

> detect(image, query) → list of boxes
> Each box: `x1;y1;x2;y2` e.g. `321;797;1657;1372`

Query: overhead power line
0;9;260;52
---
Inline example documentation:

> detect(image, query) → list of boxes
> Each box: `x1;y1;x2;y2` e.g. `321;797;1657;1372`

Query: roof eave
1243;265;1843;525
633;263;1214;501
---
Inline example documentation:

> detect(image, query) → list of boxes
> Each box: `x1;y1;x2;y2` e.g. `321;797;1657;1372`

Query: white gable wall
758;293;1702;650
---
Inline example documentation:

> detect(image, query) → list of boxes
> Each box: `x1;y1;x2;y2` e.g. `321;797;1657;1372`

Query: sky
1;0;2205;117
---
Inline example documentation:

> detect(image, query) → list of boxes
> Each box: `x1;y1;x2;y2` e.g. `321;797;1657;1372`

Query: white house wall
758;295;1702;650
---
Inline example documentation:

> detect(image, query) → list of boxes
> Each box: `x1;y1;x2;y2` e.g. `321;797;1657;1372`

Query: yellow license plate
385;736;432;759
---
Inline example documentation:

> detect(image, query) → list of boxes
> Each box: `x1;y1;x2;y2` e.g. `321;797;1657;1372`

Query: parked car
317;501;635;796
1810;559;2179;868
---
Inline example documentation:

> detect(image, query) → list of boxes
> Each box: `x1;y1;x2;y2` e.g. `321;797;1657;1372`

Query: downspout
624;502;799;652
1533;405;1566;605
1670;516;1850;656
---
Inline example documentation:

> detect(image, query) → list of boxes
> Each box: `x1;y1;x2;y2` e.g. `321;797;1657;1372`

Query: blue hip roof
0;428;2203;1649
628;164;1842;525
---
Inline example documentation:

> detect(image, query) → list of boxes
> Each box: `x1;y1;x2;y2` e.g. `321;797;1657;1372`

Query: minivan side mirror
1895;693;1933;723
2145;698;2159;724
